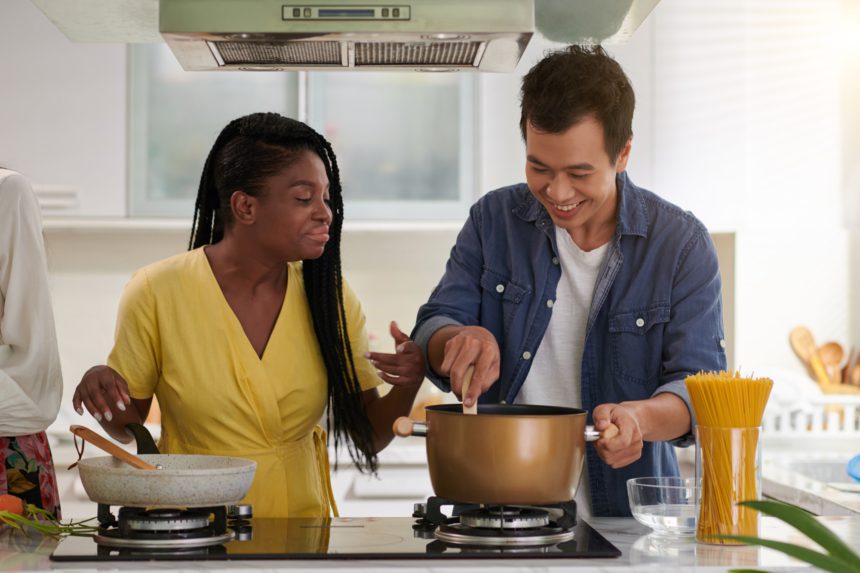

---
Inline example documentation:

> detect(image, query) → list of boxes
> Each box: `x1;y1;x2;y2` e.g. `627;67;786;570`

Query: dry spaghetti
686;371;773;544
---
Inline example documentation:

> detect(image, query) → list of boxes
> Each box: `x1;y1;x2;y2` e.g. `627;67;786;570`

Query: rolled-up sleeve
657;227;727;447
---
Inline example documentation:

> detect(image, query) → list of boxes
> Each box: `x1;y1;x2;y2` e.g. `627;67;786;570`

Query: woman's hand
365;321;425;387
72;365;132;423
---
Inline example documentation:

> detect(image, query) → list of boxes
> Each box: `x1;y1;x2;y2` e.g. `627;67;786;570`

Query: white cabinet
330;439;435;518
0;0;128;217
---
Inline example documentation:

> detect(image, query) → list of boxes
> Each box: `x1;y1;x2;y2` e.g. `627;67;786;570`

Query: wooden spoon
70;425;160;470
819;341;845;384
789;326;831;387
461;364;477;415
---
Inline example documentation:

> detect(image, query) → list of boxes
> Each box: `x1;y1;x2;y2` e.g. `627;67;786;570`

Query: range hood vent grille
215;41;341;65
355;42;480;66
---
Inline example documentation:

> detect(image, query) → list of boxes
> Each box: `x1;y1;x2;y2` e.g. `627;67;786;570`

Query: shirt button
720;339;727;349
522;351;532;360
546;299;554;308
495;284;505;293
635;317;645;328
551;257;559;265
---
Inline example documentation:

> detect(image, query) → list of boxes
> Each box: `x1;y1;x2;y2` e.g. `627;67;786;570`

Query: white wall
0;0;127;216
651;0;851;373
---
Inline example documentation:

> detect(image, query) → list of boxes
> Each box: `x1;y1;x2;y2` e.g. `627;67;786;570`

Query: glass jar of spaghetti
694;425;762;544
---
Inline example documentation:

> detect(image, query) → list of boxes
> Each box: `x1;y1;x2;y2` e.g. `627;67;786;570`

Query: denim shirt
413;172;727;517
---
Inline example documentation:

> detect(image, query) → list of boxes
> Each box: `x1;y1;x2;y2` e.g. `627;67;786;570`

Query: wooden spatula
70;425;160;470
461;364;477;415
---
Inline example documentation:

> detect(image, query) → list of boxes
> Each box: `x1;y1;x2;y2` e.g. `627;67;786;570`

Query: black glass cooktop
51;517;621;561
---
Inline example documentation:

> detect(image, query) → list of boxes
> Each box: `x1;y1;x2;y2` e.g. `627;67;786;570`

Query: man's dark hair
520;44;635;163
190;112;379;473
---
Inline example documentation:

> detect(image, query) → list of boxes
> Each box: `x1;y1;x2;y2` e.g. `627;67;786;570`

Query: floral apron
0;432;61;518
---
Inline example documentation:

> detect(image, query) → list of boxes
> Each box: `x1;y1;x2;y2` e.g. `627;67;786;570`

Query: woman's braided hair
190;112;377;472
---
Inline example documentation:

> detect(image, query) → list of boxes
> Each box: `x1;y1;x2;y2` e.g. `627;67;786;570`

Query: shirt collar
512;171;648;238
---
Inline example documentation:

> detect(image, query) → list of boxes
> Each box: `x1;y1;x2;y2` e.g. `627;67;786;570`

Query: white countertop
2;515;857;572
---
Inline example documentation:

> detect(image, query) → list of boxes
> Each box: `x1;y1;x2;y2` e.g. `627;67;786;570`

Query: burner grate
94;504;240;550
413;496;579;548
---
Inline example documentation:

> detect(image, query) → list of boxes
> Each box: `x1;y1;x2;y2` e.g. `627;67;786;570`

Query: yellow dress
107;248;380;518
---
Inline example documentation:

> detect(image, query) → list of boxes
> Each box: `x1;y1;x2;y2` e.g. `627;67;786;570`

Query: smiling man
412;45;727;517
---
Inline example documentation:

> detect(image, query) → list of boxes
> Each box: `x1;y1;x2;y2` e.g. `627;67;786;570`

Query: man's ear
230;190;257;225
615;138;633;173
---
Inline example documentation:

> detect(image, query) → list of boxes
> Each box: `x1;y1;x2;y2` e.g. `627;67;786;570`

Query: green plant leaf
737;500;860;569
720;535;860;573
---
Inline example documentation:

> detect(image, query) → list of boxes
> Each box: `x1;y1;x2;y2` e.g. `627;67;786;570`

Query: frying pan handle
125;423;161;455
393;417;428;438
585;423;620;442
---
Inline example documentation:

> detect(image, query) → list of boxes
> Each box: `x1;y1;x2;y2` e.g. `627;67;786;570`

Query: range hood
30;0;660;72
161;0;533;72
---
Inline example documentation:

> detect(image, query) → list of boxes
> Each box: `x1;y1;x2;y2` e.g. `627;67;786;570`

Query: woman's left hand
365;321;425;387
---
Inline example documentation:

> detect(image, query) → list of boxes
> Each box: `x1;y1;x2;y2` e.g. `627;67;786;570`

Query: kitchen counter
3;515;857;572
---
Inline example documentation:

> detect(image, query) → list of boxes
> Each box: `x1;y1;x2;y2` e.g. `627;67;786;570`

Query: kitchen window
129;44;477;220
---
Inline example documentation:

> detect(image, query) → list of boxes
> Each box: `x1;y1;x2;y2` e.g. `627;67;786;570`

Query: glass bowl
627;476;699;536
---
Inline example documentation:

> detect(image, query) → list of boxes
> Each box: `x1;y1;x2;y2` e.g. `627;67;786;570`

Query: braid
305;136;378;473
190;112;378;473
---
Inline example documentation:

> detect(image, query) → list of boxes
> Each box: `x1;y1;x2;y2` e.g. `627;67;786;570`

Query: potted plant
719;500;860;573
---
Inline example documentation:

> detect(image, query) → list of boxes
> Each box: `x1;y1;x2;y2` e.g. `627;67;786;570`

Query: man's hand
437;326;500;407
592;402;644;468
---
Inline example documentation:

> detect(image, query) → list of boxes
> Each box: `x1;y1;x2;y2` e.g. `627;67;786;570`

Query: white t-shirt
516;226;609;518
0;169;62;436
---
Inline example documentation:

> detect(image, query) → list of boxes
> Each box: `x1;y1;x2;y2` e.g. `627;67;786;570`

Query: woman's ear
230;190;257;225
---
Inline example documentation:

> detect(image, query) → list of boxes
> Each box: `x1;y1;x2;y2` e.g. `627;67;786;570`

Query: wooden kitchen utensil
461;364;477;415
789;326;831;388
818;341;845;384
70;425;160;470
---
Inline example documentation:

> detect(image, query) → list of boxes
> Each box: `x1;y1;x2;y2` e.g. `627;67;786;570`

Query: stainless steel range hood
160;0;534;72
30;0;661;72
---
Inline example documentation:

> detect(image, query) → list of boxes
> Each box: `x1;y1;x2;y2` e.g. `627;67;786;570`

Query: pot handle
393;417;428;438
584;423;620;442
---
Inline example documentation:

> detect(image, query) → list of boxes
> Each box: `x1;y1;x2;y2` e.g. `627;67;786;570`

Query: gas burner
125;508;210;532
414;496;579;548
93;504;251;550
459;506;550;529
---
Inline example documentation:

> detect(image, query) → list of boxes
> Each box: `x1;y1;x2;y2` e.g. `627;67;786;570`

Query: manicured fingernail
116;401;126;412
94;412;102;422
396;344;406;353
363;352;371;358
75;407;83;415
104;411;113;422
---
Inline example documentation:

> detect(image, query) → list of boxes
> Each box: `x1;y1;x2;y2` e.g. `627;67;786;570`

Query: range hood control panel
282;5;412;20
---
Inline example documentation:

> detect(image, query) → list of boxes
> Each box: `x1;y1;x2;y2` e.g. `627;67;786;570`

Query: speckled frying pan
71;425;256;508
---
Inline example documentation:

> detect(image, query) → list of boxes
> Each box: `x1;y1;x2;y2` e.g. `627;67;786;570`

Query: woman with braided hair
71;113;425;517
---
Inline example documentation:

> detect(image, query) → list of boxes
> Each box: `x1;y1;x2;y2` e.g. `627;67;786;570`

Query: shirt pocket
608;304;670;386
479;268;530;333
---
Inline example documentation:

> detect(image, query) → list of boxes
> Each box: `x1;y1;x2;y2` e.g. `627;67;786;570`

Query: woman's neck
203;237;287;294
